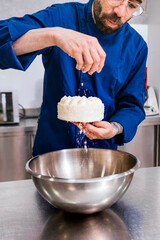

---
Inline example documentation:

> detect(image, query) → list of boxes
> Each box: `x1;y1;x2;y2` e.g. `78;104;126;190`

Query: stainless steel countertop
0;167;160;240
0;118;38;135
140;114;160;126
0;114;160;135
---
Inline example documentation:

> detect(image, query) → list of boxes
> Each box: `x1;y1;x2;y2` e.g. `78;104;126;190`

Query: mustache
101;13;122;25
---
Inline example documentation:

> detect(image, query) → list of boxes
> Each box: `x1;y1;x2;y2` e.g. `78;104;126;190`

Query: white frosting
57;96;104;122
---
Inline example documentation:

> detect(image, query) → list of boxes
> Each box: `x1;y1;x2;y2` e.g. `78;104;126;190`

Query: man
0;0;147;156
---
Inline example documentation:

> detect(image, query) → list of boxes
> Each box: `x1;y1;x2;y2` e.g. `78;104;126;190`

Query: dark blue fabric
0;0;148;156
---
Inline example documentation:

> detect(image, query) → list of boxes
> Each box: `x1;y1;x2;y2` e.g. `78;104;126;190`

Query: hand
12;27;106;74
73;121;119;140
54;27;106;75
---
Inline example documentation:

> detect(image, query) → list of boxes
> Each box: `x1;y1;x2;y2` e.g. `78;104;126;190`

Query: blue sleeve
109;42;148;144
0;5;60;70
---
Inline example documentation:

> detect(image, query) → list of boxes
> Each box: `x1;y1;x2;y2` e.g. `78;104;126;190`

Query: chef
0;0;148;156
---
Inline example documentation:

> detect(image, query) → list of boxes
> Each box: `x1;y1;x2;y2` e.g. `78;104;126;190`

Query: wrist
51;27;63;46
39;27;61;47
110;122;123;135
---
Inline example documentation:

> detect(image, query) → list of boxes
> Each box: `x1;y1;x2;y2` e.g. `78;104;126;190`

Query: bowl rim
25;148;140;183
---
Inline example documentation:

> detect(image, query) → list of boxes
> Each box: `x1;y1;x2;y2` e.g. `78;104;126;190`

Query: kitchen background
0;0;160;182
1;0;157;110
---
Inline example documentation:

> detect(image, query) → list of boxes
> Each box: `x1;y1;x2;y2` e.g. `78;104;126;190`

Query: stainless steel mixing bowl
26;148;140;214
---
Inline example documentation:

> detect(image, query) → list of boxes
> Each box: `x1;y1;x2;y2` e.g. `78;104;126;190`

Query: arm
12;28;56;56
0;4;106;74
109;43;148;144
73;42;147;143
12;27;106;75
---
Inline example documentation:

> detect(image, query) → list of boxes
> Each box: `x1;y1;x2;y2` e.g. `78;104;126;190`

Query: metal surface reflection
38;209;130;240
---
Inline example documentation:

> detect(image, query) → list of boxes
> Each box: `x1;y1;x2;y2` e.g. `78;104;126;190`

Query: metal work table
0;118;38;135
0;118;38;182
0;115;160;134
0;115;160;182
0;167;160;240
140;114;160;126
119;114;160;167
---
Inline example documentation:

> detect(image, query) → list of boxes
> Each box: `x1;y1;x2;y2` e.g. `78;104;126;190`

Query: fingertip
76;64;80;70
93;121;98;125
93;121;101;127
97;68;102;73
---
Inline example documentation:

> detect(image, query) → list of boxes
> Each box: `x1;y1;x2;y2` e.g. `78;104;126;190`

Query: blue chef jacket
0;0;148;156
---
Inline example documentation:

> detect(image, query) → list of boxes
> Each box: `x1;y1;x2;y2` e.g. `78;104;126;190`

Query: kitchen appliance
144;86;159;116
0;91;19;124
26;148;140;214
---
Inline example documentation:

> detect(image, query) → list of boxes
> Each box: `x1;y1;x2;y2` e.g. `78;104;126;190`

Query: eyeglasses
107;0;144;17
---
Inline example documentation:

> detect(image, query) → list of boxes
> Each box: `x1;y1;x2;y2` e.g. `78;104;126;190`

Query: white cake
57;96;104;122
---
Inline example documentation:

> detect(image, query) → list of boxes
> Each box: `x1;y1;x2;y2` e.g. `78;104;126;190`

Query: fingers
82;39;106;75
73;36;106;75
72;121;117;140
81;48;94;74
72;122;86;133
75;52;84;71
86;123;103;138
72;122;99;140
85;123;102;140
85;131;95;140
97;49;106;73
87;48;101;75
54;28;106;74
72;122;83;128
72;122;93;139
93;121;108;128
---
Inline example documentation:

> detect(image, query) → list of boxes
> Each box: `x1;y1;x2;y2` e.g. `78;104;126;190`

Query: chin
98;24;121;35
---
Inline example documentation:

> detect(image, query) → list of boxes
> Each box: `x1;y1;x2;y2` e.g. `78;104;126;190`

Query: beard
92;0;129;34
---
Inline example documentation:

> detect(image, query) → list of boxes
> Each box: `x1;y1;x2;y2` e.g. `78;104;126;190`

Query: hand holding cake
57;95;123;141
74;121;119;140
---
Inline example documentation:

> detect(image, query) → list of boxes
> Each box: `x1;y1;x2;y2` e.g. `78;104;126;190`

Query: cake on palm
57;96;104;122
